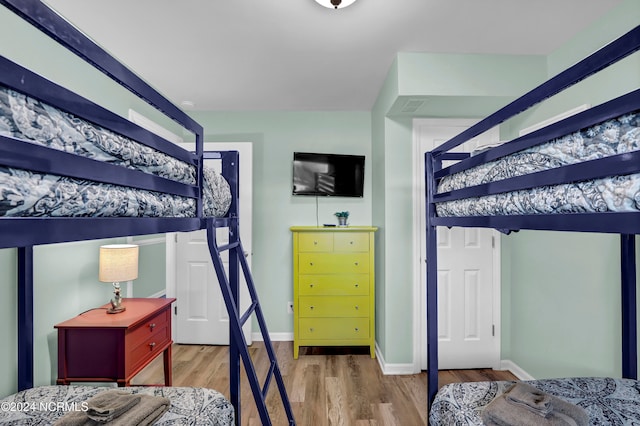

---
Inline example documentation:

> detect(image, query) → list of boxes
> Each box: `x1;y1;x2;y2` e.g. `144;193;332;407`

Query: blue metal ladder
205;217;296;426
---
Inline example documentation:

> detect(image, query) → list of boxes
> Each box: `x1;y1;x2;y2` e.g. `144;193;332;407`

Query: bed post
17;246;34;391
620;234;637;379
221;151;241;423
425;152;439;411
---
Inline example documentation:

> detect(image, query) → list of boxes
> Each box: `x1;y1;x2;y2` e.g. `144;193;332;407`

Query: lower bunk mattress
0;385;234;425
429;377;640;425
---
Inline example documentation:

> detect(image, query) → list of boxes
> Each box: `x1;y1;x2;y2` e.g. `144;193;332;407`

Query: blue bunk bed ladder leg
206;219;296;426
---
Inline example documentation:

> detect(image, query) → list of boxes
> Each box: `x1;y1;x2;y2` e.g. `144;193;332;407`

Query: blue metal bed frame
426;24;640;412
0;1;295;424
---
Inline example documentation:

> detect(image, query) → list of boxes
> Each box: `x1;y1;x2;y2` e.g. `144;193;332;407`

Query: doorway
167;142;253;345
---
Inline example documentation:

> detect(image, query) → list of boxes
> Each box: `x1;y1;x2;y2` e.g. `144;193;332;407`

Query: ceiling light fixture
314;0;357;9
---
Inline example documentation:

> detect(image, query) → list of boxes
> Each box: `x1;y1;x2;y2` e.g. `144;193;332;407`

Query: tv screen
292;152;365;197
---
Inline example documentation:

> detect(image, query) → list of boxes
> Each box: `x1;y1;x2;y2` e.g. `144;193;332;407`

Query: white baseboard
375;343;417;375
500;359;535;380
251;332;293;342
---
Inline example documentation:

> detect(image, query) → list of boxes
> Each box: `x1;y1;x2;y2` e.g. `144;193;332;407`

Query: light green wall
188;111;372;333
0;249;17;397
397;53;546;97
505;232;623;378
134;243;167;297
371;58;399;360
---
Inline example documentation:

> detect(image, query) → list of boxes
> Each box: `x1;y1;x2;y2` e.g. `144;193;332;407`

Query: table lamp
99;244;139;314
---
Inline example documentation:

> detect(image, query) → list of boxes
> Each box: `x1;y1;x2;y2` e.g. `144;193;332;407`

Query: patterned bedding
436;111;640;217
0;86;231;218
429;377;640;425
0;385;234;425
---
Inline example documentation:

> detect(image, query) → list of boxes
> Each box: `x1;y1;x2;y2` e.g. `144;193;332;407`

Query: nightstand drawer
129;324;171;373
127;308;170;347
298;274;369;296
299;253;369;274
333;233;369;252
299;296;369;317
298;318;369;339
298;233;333;252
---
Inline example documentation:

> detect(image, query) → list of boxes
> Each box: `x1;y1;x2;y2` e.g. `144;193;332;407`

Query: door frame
412;118;501;372
166;142;253;343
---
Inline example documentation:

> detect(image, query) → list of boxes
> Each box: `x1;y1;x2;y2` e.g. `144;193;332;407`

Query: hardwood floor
132;341;517;425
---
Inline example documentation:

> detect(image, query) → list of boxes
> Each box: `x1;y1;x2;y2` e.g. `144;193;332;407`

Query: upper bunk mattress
0;86;231;218
436;111;640;217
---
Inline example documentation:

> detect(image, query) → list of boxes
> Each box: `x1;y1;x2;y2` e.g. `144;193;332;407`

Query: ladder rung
239;301;258;326
217;241;240;252
262;360;276;397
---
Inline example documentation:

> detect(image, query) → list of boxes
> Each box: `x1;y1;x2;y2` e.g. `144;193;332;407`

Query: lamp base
107;305;126;314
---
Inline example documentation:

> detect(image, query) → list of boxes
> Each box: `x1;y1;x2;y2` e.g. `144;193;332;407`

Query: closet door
414;119;500;370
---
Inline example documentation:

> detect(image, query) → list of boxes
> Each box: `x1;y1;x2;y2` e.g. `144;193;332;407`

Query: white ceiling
44;0;622;112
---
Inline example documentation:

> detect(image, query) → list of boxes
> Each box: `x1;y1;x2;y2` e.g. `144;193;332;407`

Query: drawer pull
354;262;359;266
314;241;318;245
309;328;314;332
355;283;359;288
310;306;314;310
355;328;359;332
350;241;354;245
355;305;359;310
149;323;156;331
149;342;156;350
309;262;314;266
309;284;314;288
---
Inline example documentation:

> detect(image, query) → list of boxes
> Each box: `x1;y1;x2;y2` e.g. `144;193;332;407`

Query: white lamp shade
314;0;357;9
99;244;139;283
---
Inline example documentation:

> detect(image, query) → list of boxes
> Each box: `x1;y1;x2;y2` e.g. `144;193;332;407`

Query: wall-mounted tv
292;152;365;197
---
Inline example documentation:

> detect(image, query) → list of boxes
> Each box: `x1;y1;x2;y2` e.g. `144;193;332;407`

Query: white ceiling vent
401;99;425;113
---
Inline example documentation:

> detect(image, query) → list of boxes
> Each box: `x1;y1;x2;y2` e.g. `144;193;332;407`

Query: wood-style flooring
132;341;517;425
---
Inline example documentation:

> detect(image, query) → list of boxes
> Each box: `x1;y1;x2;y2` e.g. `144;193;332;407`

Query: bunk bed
0;1;295;425
426;25;640;424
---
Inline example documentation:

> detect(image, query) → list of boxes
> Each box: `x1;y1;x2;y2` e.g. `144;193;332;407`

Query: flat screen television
292;152;365;197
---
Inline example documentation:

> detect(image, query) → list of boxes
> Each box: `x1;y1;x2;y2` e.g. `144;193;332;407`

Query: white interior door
172;142;253;345
414;120;500;370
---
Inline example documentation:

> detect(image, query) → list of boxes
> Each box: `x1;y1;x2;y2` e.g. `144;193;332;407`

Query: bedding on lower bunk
0;385;234;425
429;377;640;425
435;111;640;217
0;85;232;218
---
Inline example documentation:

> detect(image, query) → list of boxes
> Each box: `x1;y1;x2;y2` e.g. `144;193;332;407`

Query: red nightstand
55;298;175;386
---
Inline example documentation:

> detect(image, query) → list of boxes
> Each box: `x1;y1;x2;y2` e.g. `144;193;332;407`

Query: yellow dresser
291;226;377;359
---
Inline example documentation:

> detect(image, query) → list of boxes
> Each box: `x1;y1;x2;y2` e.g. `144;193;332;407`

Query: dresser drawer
299;253;369;274
298;318;369;339
299;296;369;317
298;274;369;296
333;232;369;252
298;233;333;252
